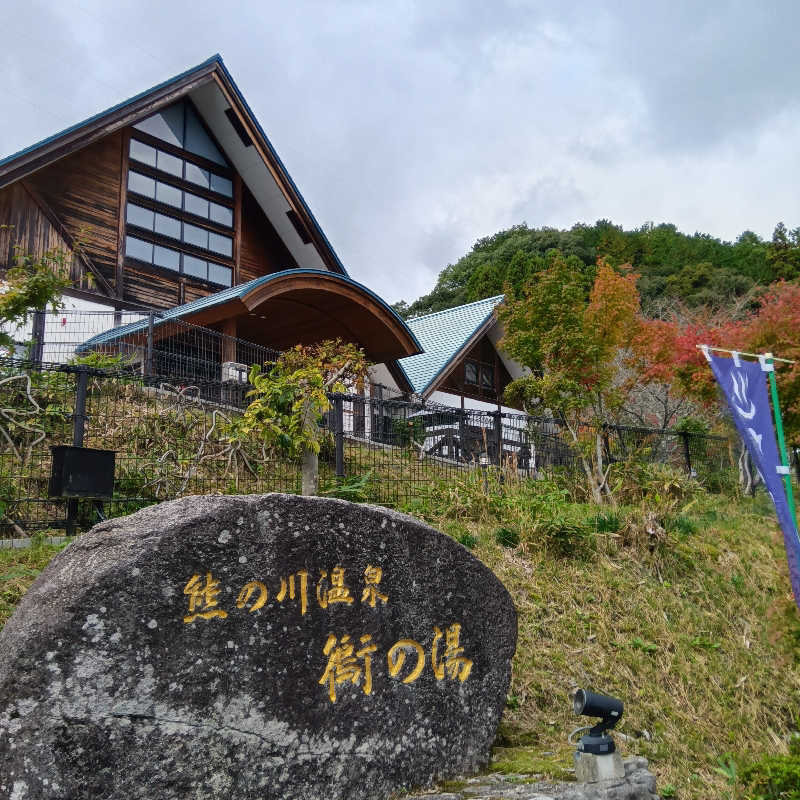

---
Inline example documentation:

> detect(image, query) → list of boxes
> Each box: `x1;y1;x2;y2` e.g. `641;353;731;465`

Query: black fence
6;308;281;387
0;357;738;536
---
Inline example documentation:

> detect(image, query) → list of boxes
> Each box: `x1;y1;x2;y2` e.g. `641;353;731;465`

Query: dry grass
0;538;65;628
416;482;800;799
2;480;799;798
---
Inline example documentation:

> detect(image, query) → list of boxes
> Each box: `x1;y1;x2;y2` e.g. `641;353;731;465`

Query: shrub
740;751;800;799
457;531;478;549
495;526;520;548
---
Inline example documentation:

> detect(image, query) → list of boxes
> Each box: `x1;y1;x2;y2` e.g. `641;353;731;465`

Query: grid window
209;232;232;257
128;171;155;198
126;109;235;289
155;212;181;240
125;235;153;262
209;202;233;227
465;362;478;385
126;204;154;230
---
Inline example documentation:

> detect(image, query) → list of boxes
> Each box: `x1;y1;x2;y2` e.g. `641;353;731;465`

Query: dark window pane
133;103;184;147
481;367;494;388
210;174;233;197
185;105;226;165
185;192;209;218
465;362;478;384
156;150;182;178
209;202;232;227
153;245;180;271
129;139;156;167
208;232;232;257
128;171;155;199
154;213;181;240
126;204;154;230
156;181;182;208
183;255;207;279
208;263;232;287
183;222;208;250
184;161;210;189
125;235;153;263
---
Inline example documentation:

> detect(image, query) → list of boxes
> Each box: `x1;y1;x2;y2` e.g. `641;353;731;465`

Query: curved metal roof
80;269;422;360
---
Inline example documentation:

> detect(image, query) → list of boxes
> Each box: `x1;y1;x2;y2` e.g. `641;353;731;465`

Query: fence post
30;308;45;368
493;410;502;466
334;394;345;479
680;431;692;475
66;367;89;536
145;312;155;377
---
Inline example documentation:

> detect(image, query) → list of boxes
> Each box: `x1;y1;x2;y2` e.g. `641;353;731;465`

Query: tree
232;339;369;495
0;242;71;353
498;256;640;503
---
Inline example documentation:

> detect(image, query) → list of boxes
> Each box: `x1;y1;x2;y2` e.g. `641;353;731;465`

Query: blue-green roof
78;269;420;353
399;295;504;394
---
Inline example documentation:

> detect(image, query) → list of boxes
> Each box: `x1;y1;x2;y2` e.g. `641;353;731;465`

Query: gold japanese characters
181;563;474;703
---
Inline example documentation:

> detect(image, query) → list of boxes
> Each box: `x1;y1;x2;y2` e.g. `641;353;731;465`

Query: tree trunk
301;447;319;496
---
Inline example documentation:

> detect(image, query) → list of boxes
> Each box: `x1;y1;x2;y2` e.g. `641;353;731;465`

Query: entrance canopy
81;269;422;366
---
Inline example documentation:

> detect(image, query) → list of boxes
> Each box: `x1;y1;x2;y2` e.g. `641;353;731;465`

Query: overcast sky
3;0;799;303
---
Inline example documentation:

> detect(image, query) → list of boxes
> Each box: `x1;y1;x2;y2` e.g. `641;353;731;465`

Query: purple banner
708;352;800;610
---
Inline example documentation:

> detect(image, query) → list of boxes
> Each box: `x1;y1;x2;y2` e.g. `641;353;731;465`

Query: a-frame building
0;55;418;388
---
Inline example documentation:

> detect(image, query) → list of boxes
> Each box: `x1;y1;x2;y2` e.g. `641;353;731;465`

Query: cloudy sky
2;0;799;303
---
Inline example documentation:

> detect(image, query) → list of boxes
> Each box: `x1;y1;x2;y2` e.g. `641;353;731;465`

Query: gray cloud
2;0;800;304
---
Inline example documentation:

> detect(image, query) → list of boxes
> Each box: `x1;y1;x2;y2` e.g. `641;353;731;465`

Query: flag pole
765;352;797;522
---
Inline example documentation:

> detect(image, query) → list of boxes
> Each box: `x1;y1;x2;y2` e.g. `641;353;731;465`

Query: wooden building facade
0;56;419;388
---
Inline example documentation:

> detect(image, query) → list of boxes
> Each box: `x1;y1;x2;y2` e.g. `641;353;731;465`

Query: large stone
0;494;517;800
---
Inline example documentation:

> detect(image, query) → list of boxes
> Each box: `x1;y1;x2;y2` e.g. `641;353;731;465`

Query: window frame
124;125;237;290
464;358;496;396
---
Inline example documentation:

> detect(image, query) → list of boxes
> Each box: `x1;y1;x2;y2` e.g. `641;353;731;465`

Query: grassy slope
2;487;799;799
402;478;800;799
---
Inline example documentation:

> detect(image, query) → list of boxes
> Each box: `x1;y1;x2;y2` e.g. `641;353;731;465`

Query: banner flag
707;351;800;610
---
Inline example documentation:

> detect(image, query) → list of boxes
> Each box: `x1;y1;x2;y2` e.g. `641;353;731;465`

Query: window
126;203;233;260
129;139;234;199
125;102;236;289
125;235;232;287
134;101;227;165
464;360;495;394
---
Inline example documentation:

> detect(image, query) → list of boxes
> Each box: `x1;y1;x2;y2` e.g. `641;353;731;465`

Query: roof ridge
407;294;504;325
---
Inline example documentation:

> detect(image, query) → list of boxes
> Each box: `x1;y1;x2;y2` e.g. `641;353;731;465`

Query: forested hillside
394;220;800;318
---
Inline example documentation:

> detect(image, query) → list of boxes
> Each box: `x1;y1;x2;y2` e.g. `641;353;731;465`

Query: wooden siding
439;333;513;403
0;183;70;267
240;184;297;282
26;132;123;294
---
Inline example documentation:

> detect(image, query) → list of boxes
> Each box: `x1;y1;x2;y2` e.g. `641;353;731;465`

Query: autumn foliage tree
648;281;800;441
499;255;641;503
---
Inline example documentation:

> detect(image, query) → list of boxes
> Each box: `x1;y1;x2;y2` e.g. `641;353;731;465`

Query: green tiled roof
400;295;504;394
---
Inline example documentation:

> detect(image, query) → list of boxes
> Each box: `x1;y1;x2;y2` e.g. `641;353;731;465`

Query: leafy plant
231;339;368;495
0;243;71;354
495;526;520;548
321;471;373;503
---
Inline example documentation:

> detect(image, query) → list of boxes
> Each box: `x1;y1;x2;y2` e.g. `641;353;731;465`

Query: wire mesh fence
2;308;281;387
0;359;740;537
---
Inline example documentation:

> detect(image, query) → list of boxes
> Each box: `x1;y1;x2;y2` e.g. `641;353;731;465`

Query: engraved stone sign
0;494;517;800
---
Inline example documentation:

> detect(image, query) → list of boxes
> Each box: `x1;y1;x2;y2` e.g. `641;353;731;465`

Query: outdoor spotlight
572;688;623;748
570;688;625;782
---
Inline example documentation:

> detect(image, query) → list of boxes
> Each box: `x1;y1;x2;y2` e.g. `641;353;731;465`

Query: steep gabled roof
399;295;505;395
0;54;347;275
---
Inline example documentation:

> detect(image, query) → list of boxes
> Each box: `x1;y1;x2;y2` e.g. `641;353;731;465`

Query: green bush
495;526;520;548
740;752;800;799
457;531;478;549
591;511;621;533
